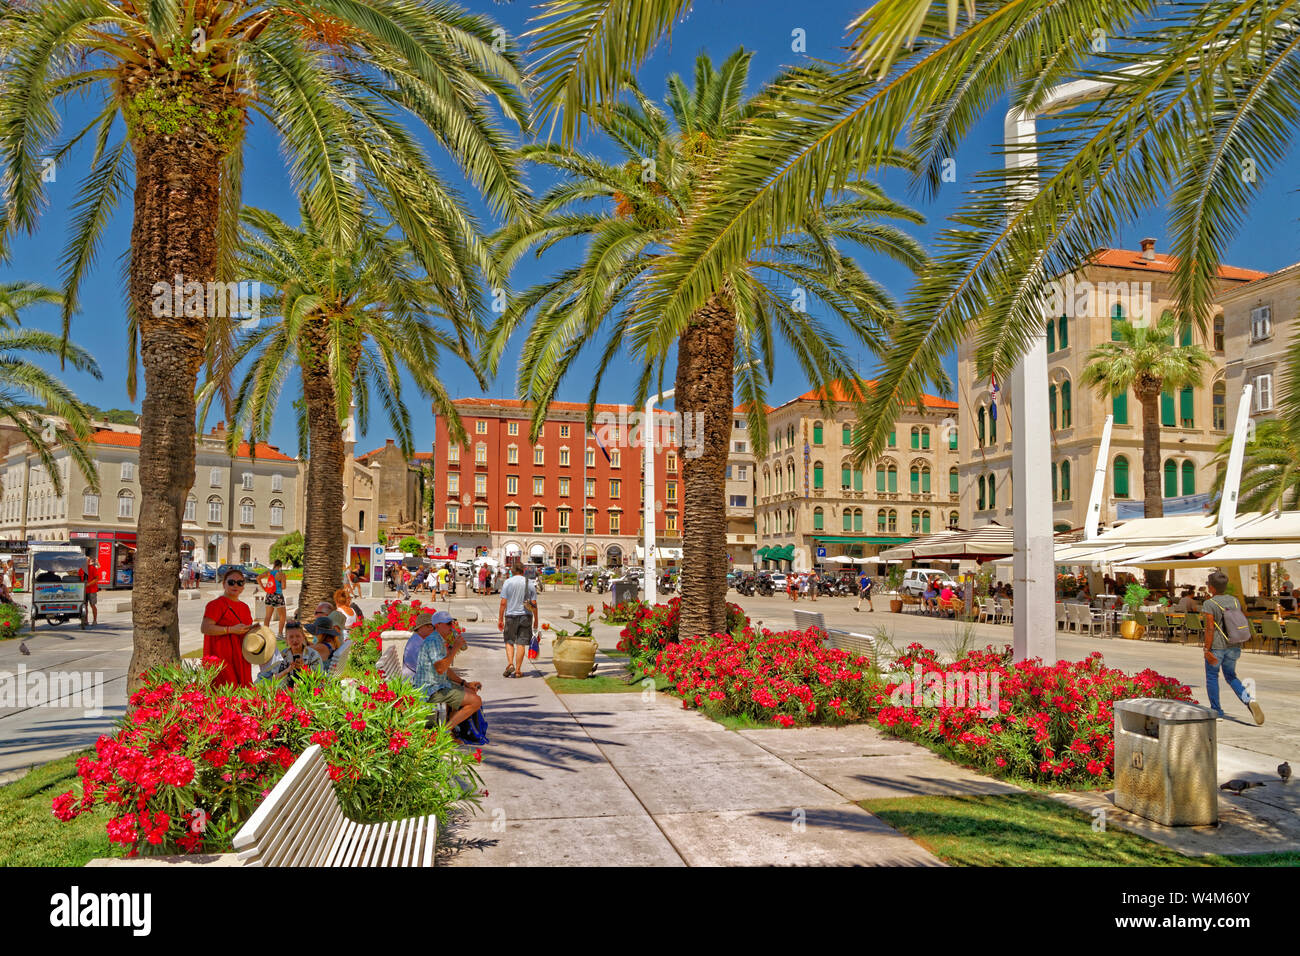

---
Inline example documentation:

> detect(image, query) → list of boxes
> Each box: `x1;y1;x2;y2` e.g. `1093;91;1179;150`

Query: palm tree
0;1;529;687
200;205;481;612
526;2;1297;460
0;281;101;491
1209;420;1300;514
1081;315;1211;585
488;50;925;639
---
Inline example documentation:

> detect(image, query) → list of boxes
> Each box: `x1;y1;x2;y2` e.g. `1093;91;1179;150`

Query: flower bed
52;657;481;857
345;599;470;676
618;597;747;665
601;599;645;625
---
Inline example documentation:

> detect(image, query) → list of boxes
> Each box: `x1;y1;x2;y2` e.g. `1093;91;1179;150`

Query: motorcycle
596;572;612;593
755;574;774;597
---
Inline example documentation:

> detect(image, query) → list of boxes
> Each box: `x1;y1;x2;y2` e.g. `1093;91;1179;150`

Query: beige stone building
754;382;961;569
347;439;433;547
1221;261;1300;427
957;242;1267;532
725;406;761;568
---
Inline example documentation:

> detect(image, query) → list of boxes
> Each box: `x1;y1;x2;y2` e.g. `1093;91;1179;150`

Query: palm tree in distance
488;50;926;639
0;1;529;688
199;205;481;613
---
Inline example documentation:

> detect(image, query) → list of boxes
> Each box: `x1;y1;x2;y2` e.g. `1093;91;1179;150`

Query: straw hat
241;624;278;667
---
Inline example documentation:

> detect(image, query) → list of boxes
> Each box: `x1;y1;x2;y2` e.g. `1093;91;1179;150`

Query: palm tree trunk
1137;385;1166;590
299;325;347;614
125;128;228;692
675;292;735;640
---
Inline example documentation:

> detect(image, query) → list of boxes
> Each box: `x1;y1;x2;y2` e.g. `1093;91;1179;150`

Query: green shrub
0;601;25;638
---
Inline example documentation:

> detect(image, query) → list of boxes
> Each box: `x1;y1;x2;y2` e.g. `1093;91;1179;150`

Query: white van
900;569;958;597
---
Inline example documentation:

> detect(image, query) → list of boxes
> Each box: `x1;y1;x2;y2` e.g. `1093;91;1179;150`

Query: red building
432;399;679;567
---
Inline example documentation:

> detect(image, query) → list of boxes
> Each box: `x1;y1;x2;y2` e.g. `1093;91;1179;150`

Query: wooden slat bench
824;628;879;667
232;744;437;866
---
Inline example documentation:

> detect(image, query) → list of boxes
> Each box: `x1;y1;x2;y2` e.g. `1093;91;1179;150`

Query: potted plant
886;565;905;613
1119;582;1150;640
552;605;599;678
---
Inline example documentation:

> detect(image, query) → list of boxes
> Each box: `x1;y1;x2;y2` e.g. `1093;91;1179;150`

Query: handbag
528;633;540;659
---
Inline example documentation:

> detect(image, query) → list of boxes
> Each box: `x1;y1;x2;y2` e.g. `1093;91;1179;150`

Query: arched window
239;544;251;564
269;500;284;528
359;510;365;533
844;509;853;532
813;461;824;490
1161;389;1176;427
910;426;920;450
1164;458;1178;498
1061;380;1072;428
1058;313;1068;350
921;464;931;493
887;509;898;533
989;410;997;444
949;467;959;495
606;544;623;568
1213;382;1226;430
207;495;222;523
763;469;770;495
787;462;795;491
887;464;897;493
184;495;196;523
853;509;864;533
812;422;824;445
877;509;887;533
1181;460;1195;497
988;474;997;508
1179;386;1194;428
1046;317;1056;353
813;506;824;531
875;464;887;492
1048;384;1058;430
117;489;134;519
977;406;986;446
911;509;922;533
845;462;854;490
921;427;931;450
1114;456;1130;498
853;467;864;492
240;497;254;526
922;510;931;533
775;468;783;494
978;475;987;510
1179;320;1193;347
948;426;958;451
1060;461;1071;501
910;465;921;495
949;511;960;528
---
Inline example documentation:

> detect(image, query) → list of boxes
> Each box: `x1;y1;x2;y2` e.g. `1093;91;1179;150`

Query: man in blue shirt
855;571;873;612
412;610;482;730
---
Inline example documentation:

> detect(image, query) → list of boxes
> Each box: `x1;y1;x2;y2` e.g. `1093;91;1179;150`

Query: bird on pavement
1219;779;1266;795
1280;762;1292;784
18;641;29;655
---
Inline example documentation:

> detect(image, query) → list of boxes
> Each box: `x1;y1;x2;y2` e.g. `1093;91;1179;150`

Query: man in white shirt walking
498;559;538;678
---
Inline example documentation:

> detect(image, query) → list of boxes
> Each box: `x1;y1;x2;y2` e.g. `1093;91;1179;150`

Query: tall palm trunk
299;323;347;613
126;121;230;691
1137;379;1166;589
675;292;735;640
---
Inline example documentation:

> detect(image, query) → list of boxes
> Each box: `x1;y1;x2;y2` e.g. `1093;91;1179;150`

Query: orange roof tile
789;380;958;411
733;403;774;414
87;430;295;462
1086;248;1268;282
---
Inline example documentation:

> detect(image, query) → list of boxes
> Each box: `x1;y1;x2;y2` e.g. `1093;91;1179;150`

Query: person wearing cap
260;619;323;687
305;615;344;670
412;610;481;730
201;566;254;688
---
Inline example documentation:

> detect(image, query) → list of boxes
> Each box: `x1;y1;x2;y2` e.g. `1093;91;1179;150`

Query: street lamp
368;461;382;599
643;388;674;605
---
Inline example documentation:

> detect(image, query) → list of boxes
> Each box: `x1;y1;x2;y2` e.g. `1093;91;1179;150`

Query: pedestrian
787;573;798;602
809;570;819;602
497;559;537;678
855;570;874;612
259;559;287;640
398;567;411;599
1202;570;1264;723
478;563;489;595
82;555;100;626
435;563;449;601
200;566;254;688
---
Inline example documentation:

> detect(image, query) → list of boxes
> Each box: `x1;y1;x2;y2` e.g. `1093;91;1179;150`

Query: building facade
1221;262;1300;428
957;242;1267;532
754;383;961;569
0;422;301;574
349;439;433;545
725;406;762;568
431;398;675;568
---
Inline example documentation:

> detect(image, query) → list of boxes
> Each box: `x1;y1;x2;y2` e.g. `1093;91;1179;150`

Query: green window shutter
1114;457;1129;498
910;469;920;494
1179;387;1194;427
1179;322;1192;347
842;424;851;444
875;467;885;492
949;428;958;450
921;429;930;450
977;408;985;445
1181;460;1195;496
1061;381;1072;427
978;476;986;510
1113;392;1128;425
922;469;931;494
949;468;958;495
1058;315;1068;349
887;468;896;493
888;430;896;447
844;465;852;489
1164;459;1177;498
813;509;824;531
853;510;863;532
1160;390;1175;427
877;511;886;532
988;475;996;508
1049;385;1057;430
813;463;823;489
922;511;931;534
1046;319;1056;353
1052;463;1058;501
853;469;863;492
911;429;919;450
990;414;997;444
843;511;852;532
1061;461;1071;500
813;423;823;445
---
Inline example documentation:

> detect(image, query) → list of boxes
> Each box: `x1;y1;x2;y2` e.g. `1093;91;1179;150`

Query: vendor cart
29;546;88;630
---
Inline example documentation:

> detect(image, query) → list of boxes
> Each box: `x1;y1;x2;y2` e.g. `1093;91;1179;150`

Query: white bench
231;744;437;866
791;609;878;666
792;609;826;632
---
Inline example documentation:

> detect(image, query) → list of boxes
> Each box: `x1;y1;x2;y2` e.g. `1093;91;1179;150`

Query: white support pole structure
1218;384;1254;539
1084;415;1114;541
643;389;674;605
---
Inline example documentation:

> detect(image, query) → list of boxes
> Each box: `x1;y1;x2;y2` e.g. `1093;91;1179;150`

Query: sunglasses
225;579;246;587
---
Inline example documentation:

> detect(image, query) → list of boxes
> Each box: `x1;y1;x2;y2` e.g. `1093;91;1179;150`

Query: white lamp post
644;388;674;605
368;462;382;599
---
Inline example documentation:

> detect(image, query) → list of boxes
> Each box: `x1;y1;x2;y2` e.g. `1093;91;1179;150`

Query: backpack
454;708;489;746
1206;596;1252;645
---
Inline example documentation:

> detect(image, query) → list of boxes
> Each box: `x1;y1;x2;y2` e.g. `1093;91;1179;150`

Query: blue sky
3;0;1297;455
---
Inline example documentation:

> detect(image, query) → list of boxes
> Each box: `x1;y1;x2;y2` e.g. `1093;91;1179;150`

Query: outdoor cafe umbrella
877;529;963;562
911;522;1016;561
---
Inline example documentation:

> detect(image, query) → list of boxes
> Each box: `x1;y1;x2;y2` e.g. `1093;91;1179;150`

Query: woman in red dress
201;567;254;688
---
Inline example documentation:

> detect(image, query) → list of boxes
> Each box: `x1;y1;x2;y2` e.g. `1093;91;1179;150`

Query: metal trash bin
611;580;639;606
1113;698;1218;826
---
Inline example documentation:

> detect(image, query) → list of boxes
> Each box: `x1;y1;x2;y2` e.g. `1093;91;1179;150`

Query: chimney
1139;238;1156;262
386;438;395;447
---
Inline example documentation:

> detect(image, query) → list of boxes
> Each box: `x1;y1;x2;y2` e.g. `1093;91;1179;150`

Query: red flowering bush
646;625;881;726
601;600;645;625
871;644;1193;786
618;598;747;665
52;656;481;857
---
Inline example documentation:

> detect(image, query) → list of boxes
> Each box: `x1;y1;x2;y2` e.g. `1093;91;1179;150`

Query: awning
912;523;1015;560
1130;541;1300;570
811;535;914;545
877;531;954;561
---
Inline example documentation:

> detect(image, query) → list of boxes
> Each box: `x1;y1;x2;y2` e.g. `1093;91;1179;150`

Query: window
949;467;959;495
508;421;519;436
1213;383;1226;430
611;449;621;468
921;428;930;450
887;465;897;494
876;510;886;533
471;443;484;465
241;471;253;490
447;445;460;464
532;508;544;532
875;465;886;493
559;447;570;467
83;493;99;517
210;467;221;488
270;500;284;527
729;495;748;507
184;496;196;522
1061;380;1072;428
737;465;747;480
666;481;677;503
948;427;957;451
910;465;920;495
558;509;570;533
559;476;570;497
448;473;459;495
559;424;570;438
667;512;678;533
602;511;618;535
505;507;518;532
977;407;986;446
988;474;996;509
1182;460;1195;497
120;461;134;481
506;476;518;495
989;410;996;444
585;478;595;498
1252;374;1274;412
1113;392;1129;425
585;509;596;534
1052;463;1058;501
1251;305;1272;342
1060;461;1071;501
888;430;896;448
587;448;597;468
474;506;487;528
813;422;824;445
842;424;852;445
534;447;544;466
475;420;487;434
240;498;255;525
1049;384;1057;430
1164;459;1178;499
1114;456;1130;498
208;496;223;522
731;442;745;455
533;476;545;496
666;452;677;472
271;473;283;493
775;469;783;494
1161;389;1175;428
978;475;986;510
1179;387;1194;428
808;506;822;532
610;479;621;497
507;445;518;464
949;511;959;528
910;426;920;450
886;509;897;533
475;474;487;496
1213;314;1225;352
853;509;864;533
1058;314;1068;350
911;509;922;533
813;462;824;489
922;511;931;534
446;505;459;527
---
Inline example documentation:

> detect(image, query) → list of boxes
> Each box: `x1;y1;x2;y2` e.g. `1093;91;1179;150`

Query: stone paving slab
790;753;1023;802
440;813;684;867
739;725;922;760
652;805;945;867
559;693;728;736
593;728;773;769
611;753;843;814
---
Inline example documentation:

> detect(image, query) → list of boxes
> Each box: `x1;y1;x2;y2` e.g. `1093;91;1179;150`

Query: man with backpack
1202;571;1265;724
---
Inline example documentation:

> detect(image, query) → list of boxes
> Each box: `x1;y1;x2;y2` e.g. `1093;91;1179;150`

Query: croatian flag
989;375;999;422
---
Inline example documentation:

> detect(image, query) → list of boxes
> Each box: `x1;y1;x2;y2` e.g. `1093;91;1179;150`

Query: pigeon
1279;762;1292;784
18;642;29;656
1219;779;1266;795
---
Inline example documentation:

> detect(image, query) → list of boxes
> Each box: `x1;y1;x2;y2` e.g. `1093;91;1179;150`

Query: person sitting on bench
412;611;481;730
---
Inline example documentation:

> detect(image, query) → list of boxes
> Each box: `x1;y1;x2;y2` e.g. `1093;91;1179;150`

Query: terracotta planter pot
890;599;903;614
552;634;598;678
1119;619;1144;640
